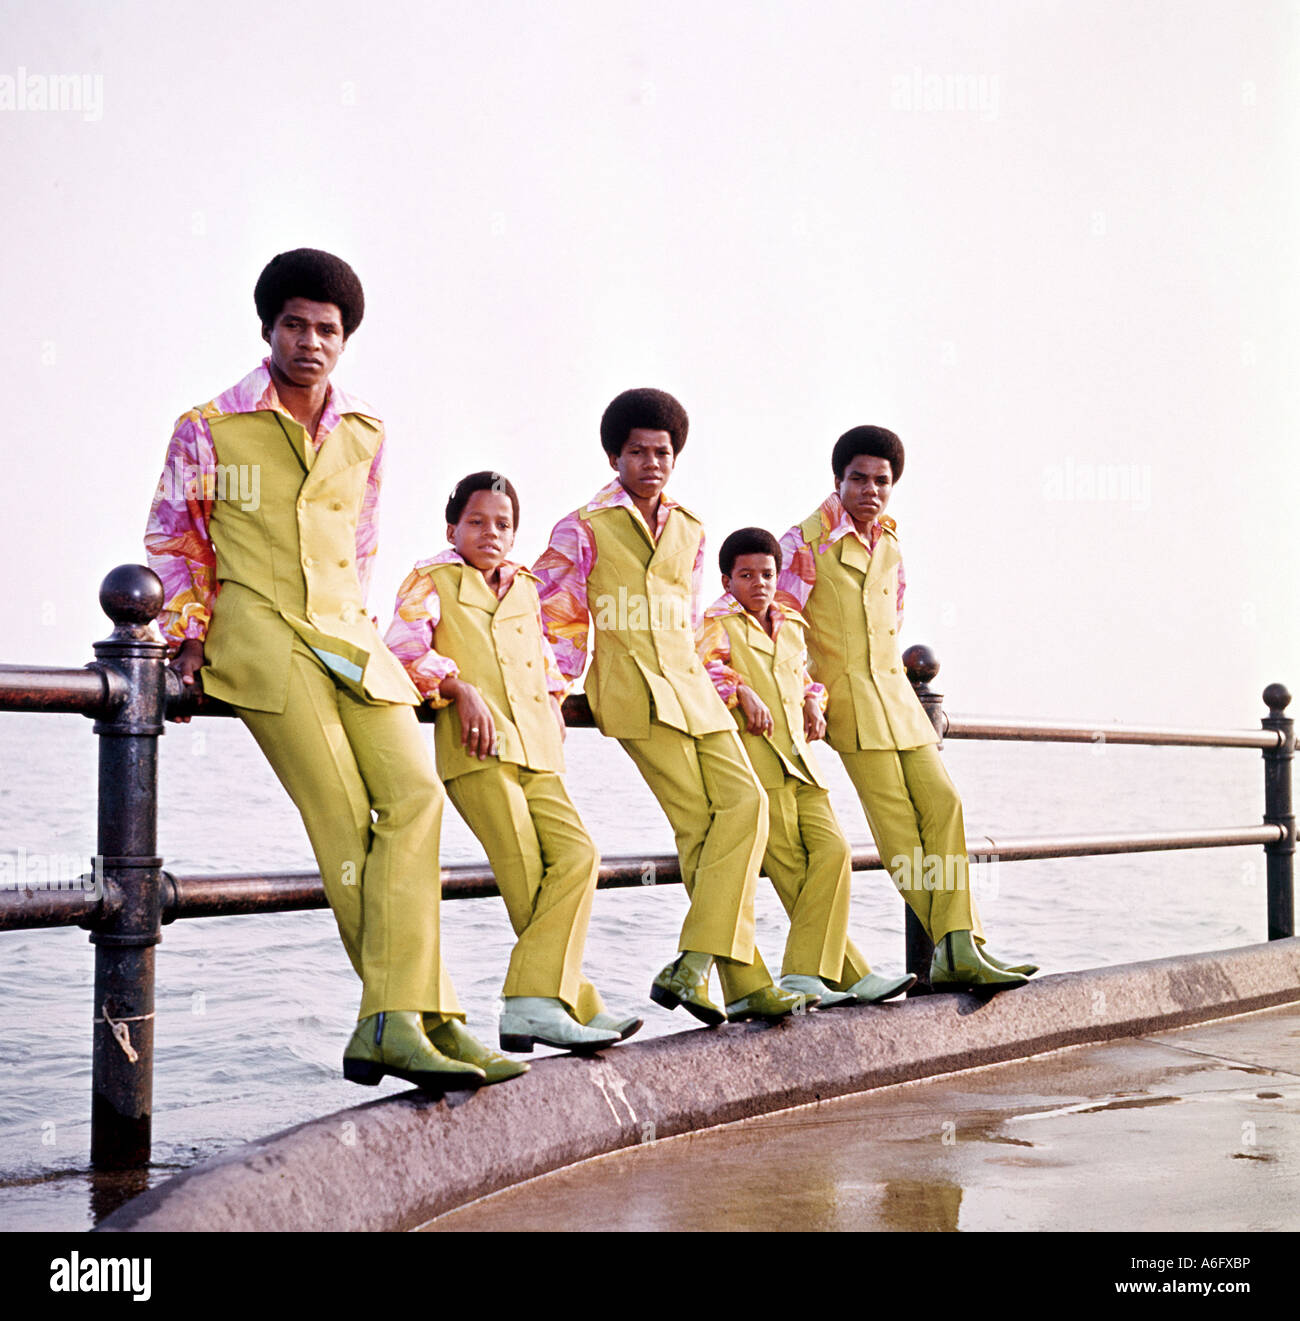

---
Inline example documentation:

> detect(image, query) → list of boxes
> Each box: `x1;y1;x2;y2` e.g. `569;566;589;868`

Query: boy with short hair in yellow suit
533;389;808;1025
385;470;641;1054
145;249;523;1093
697;527;916;1006
777;425;1038;991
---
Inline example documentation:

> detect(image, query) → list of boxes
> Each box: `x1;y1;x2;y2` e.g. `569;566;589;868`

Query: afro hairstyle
599;387;689;458
719;527;783;577
445;470;520;528
831;425;905;484
254;249;365;339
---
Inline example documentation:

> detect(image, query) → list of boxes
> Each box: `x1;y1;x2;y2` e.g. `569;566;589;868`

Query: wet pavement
422;1002;1300;1231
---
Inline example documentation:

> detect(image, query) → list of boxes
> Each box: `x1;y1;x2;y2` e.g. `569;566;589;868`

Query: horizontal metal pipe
946;717;1281;750
164;693;1282;749
0;665;117;716
0;826;1282;931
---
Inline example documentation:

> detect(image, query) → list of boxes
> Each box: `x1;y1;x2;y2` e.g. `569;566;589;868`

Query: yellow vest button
891;667;898;674
534;694;544;703
303;557;314;568
297;499;307;512
338;558;349;568
331;501;343;511
525;660;533;668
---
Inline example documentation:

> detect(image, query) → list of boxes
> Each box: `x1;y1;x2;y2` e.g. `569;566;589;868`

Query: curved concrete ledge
98;938;1300;1232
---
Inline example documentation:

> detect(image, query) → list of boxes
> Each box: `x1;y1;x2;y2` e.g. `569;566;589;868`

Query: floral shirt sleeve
775;523;814;615
383;565;459;706
694;612;744;708
144;409;219;647
531;511;595;692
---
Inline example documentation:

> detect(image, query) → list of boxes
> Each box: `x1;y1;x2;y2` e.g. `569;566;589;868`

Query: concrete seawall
98;938;1300;1232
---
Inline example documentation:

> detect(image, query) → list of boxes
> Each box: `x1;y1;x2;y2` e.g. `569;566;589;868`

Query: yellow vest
718;607;828;790
422;561;565;781
581;503;733;740
797;511;938;753
202;408;420;713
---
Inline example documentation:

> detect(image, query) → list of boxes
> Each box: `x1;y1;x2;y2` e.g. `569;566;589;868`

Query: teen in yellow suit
384;470;640;1053
777;426;1038;991
533;389;809;1025
145;249;523;1092
697;527;915;1006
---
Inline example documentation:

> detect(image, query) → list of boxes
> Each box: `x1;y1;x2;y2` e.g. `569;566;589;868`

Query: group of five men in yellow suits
145;248;1034;1095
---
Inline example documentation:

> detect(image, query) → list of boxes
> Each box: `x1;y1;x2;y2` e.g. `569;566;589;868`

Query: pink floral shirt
695;592;827;710
532;477;706;690
384;549;567;707
776;492;905;625
143;360;384;646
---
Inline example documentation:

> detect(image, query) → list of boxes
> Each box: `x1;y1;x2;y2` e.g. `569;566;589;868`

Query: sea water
0;710;1269;1229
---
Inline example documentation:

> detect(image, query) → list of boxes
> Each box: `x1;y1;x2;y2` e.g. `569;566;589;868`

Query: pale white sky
2;0;1297;725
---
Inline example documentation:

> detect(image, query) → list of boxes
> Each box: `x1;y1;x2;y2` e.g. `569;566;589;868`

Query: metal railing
0;566;1293;1172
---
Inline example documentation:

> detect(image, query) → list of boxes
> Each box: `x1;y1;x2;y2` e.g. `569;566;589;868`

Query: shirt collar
703;591;806;632
203;359;379;441
421;547;529;598
813;492;895;553
584;476;694;537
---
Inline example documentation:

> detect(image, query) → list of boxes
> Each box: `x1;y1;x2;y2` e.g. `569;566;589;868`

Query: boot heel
649;984;682;1012
343;1058;385;1085
498;1034;535;1054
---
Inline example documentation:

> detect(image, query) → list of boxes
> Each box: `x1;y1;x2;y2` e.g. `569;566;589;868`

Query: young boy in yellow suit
145;249;521;1093
697;527;916;1006
385;470;640;1053
777;426;1038;991
533;389;808;1025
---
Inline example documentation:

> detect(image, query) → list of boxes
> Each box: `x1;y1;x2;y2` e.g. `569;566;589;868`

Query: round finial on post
99;565;164;627
903;644;940;687
1264;683;1292;718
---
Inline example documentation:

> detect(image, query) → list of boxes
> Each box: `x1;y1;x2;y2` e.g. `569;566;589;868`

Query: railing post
903;645;944;990
1262;683;1294;940
87;565;170;1169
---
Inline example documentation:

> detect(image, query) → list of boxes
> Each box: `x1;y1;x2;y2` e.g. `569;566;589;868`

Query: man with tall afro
146;248;526;1092
533;387;809;1026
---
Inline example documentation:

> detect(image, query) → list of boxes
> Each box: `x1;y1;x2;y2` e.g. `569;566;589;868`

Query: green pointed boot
343;1011;487;1091
841;971;918;1003
930;931;1029;993
779;973;855;1007
977;947;1040;976
424;1016;530;1084
725;983;818;1022
650;951;725;1025
580;1009;644;1042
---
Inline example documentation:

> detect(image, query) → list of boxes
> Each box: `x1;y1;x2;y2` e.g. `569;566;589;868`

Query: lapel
838;531;872;578
458;564;501;615
742;610;776;657
272;413;312;476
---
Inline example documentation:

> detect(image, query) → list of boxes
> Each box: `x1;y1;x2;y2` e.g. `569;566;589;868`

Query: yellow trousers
619;723;775;1002
762;777;871;985
838;745;984;943
446;763;604;1022
235;639;461;1021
